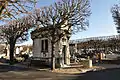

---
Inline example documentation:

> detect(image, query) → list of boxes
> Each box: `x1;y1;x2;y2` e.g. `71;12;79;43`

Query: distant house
15;45;33;57
0;42;33;59
0;43;7;58
31;26;71;67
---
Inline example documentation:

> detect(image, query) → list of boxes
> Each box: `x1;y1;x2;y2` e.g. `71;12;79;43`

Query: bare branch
0;0;36;20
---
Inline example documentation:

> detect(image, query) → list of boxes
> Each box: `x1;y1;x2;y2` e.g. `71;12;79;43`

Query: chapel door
62;45;66;64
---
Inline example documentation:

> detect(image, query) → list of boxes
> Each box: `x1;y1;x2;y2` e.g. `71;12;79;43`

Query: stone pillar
6;45;10;59
74;43;77;53
16;47;20;55
26;47;30;54
88;60;92;68
65;42;70;65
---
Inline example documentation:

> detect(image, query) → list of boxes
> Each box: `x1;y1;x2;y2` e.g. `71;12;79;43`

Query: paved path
70;64;120;80
0;64;73;80
0;71;70;80
94;64;120;69
71;68;120;80
0;63;120;80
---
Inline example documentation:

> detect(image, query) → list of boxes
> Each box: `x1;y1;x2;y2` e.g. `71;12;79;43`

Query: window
45;39;48;51
41;39;48;52
41;40;44;51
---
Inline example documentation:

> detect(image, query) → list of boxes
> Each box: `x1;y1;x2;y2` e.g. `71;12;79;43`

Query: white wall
32;36;70;65
33;39;41;57
33;38;52;58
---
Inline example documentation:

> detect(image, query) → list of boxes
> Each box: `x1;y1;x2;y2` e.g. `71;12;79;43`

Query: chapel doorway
62;45;66;64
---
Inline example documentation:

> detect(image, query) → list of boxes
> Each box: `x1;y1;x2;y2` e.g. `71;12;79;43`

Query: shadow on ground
0;64;32;72
70;68;120;80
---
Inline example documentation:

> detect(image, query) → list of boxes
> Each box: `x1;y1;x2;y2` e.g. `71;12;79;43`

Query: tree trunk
9;40;15;65
51;42;55;70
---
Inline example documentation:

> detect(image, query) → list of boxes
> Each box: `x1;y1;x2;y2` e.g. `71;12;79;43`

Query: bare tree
31;0;91;70
0;0;36;19
0;16;34;64
111;4;120;33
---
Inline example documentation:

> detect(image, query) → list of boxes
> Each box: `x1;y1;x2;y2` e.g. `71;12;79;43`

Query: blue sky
35;0;119;40
71;0;119;39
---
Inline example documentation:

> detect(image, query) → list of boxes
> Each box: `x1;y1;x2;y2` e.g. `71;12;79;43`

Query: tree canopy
0;16;34;64
32;0;91;33
111;4;120;33
31;0;91;70
0;0;36;20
